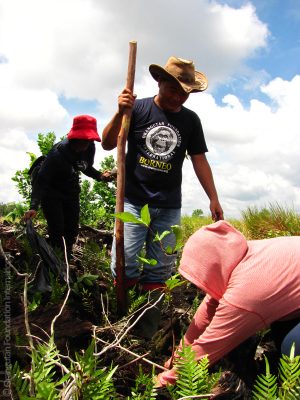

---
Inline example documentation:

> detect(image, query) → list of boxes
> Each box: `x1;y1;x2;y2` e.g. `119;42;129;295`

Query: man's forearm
191;154;219;201
101;112;123;150
192;154;224;220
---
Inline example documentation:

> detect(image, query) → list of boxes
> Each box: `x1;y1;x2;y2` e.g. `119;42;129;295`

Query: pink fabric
158;220;300;386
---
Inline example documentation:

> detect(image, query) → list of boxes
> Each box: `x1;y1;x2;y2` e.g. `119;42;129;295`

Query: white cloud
261;75;300;109
0;0;269;105
0;129;39;203
181;74;300;217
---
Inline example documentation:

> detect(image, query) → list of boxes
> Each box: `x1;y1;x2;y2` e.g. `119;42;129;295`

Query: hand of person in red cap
99;168;117;182
23;209;37;221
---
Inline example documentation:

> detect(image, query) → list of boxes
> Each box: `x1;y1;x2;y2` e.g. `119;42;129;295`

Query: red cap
67;115;101;142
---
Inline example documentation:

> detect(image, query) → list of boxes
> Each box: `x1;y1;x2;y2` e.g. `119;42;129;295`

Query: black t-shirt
125;97;208;208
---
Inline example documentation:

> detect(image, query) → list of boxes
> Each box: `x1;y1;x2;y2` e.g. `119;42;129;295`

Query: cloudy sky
1;0;300;218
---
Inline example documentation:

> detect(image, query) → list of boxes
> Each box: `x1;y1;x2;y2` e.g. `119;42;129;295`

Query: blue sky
1;0;300;218
253;1;300;76
213;0;300;105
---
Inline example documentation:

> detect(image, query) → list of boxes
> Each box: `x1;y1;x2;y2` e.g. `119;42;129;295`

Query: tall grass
180;215;212;245
241;203;300;239
180;203;300;243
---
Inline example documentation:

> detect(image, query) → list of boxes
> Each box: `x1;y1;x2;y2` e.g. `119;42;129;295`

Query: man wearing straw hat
102;57;223;333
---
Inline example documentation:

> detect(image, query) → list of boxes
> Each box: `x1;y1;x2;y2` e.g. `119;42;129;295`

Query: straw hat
149;56;208;93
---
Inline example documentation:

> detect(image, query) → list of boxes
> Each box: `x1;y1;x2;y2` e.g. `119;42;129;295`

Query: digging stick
115;41;137;316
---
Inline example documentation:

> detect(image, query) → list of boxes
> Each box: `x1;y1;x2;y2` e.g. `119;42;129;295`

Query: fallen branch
50;237;71;336
80;225;113;237
177;395;213;400
96;337;167;372
94;291;165;357
117;351;150;370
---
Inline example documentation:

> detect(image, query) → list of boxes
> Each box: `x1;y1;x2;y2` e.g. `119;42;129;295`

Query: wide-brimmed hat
67;115;101;142
149;56;208;93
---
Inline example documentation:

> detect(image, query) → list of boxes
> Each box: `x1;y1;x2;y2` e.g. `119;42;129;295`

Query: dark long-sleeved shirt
30;139;101;210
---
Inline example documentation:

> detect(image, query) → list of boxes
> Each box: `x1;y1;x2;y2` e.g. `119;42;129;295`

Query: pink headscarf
179;221;248;300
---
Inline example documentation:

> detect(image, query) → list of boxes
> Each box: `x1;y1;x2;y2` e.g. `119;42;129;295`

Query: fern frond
170;343;218;399
285;381;300;400
11;361;30;397
73;340;117;399
30;338;62;399
75;338;99;375
129;365;158;399
128;290;148;314
252;356;278;400
79;365;117;399
278;350;300;398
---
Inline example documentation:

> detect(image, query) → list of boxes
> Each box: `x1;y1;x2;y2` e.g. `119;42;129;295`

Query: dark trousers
271;318;300;353
41;193;80;258
221;318;300;391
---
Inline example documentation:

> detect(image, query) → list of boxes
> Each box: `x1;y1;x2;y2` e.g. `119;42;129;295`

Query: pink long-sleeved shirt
159;220;300;386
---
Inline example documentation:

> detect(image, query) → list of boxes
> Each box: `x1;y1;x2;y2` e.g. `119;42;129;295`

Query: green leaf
28;292;42;312
171;224;182;241
154;230;170;242
140;204;151;226
81;274;99;286
165;245;174;254
113;212;143;224
165;274;186;291
137;256;157;266
252;356;278;399
26;152;38;164
56;372;72;385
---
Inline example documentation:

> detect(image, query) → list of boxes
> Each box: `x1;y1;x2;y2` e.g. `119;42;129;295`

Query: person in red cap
24;115;112;258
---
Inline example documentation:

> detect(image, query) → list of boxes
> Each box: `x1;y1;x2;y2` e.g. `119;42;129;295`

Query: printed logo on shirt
138;156;172;174
137;122;182;173
142;122;181;161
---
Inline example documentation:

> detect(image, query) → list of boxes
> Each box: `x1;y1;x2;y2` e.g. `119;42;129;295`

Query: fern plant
252;347;300;400
278;348;300;399
11;361;30;398
167;342;220;399
252;356;278;400
127;287;149;315
11;337;117;399
71;339;117;399
128;365;158;399
11;337;65;399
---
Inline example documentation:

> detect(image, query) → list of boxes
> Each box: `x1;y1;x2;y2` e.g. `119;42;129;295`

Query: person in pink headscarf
157;220;300;386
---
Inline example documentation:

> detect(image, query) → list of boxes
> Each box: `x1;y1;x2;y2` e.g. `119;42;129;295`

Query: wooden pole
115;41;137;316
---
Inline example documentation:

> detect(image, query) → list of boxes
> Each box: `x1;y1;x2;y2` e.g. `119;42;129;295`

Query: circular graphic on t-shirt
145;126;177;157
